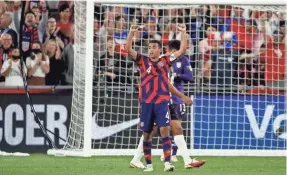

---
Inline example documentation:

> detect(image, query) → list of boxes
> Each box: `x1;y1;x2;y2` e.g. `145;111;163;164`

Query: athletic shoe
144;164;154;172
164;162;175;172
184;159;206;169
130;160;146;169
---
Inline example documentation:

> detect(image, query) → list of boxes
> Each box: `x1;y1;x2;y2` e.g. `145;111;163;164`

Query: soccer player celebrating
126;24;189;172
130;40;206;170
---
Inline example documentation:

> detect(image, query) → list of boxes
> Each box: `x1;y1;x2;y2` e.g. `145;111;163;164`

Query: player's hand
130;25;139;32
182;95;193;106
177;24;186;32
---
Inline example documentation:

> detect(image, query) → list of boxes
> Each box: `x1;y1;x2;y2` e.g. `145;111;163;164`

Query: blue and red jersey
135;53;174;104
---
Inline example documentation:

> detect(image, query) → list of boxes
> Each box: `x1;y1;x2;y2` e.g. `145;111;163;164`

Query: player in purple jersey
126;24;191;172
165;40;206;168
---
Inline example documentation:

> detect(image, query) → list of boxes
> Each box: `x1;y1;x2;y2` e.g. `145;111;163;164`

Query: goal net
48;1;287;157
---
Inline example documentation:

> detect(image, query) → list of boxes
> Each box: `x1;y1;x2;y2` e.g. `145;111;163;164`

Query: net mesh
65;2;286;154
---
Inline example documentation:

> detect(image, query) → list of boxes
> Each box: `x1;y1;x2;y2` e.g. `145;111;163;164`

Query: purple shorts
169;103;186;120
139;102;170;132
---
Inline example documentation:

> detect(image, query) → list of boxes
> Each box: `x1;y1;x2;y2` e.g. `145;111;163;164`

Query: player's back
136;53;171;104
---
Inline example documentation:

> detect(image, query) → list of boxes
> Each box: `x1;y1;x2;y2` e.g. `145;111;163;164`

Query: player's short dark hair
149;40;162;49
168;40;180;51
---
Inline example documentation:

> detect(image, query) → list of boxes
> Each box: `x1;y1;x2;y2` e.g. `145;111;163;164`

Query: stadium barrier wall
0;88;286;155
0;88;72;153
193;95;286;150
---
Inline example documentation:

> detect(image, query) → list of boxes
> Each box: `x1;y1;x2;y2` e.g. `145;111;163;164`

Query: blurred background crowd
94;5;286;94
0;1;285;95
0;0;73;87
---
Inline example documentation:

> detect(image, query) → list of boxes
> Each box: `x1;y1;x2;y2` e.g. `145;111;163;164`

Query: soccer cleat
144;164;154;172
164;162;175;172
184;159;206;169
129;161;146;169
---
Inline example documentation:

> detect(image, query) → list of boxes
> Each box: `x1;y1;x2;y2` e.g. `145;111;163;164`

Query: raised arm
125;25;138;60
173;24;187;59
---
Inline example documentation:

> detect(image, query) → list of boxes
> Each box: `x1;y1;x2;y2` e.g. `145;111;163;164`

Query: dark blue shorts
169;103;186;120
139;102;170;132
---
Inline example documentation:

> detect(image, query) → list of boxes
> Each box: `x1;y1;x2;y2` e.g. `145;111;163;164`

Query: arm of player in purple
177;57;193;81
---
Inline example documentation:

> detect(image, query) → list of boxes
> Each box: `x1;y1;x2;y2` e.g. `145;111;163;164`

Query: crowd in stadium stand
0;2;285;95
94;5;286;94
0;0;74;87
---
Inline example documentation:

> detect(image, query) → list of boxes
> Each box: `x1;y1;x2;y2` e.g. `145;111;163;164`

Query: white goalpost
48;0;287;157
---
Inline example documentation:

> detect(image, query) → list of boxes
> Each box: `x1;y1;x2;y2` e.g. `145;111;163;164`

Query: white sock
174;135;192;165
131;135;144;162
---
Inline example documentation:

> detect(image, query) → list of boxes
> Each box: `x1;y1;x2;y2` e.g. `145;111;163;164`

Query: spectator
26;41;50;86
43;17;65;49
58;1;74;23
62;25;74;85
1;47;26;86
189;5;209;43
57;3;73;38
134;16;161;55
13;5;39;61
45;39;64;85
236;19;262;54
260;30;285;91
0;33;13;85
198;29;221;82
162;18;194;58
99;37;131;85
253;10;279;36
224;6;246;32
94;15;107;59
13;1;48;44
209;40;239;88
198;26;217;57
0;13;18;47
113;15;128;44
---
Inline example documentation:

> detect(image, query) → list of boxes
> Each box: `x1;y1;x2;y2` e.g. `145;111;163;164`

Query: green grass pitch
0;154;285;175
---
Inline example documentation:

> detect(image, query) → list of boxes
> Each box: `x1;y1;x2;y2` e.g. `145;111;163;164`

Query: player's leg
130;125;157;169
130;134;145;169
159;129;178;162
139;102;155;172
170;104;206;169
171;135;178;160
154;102;175;172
